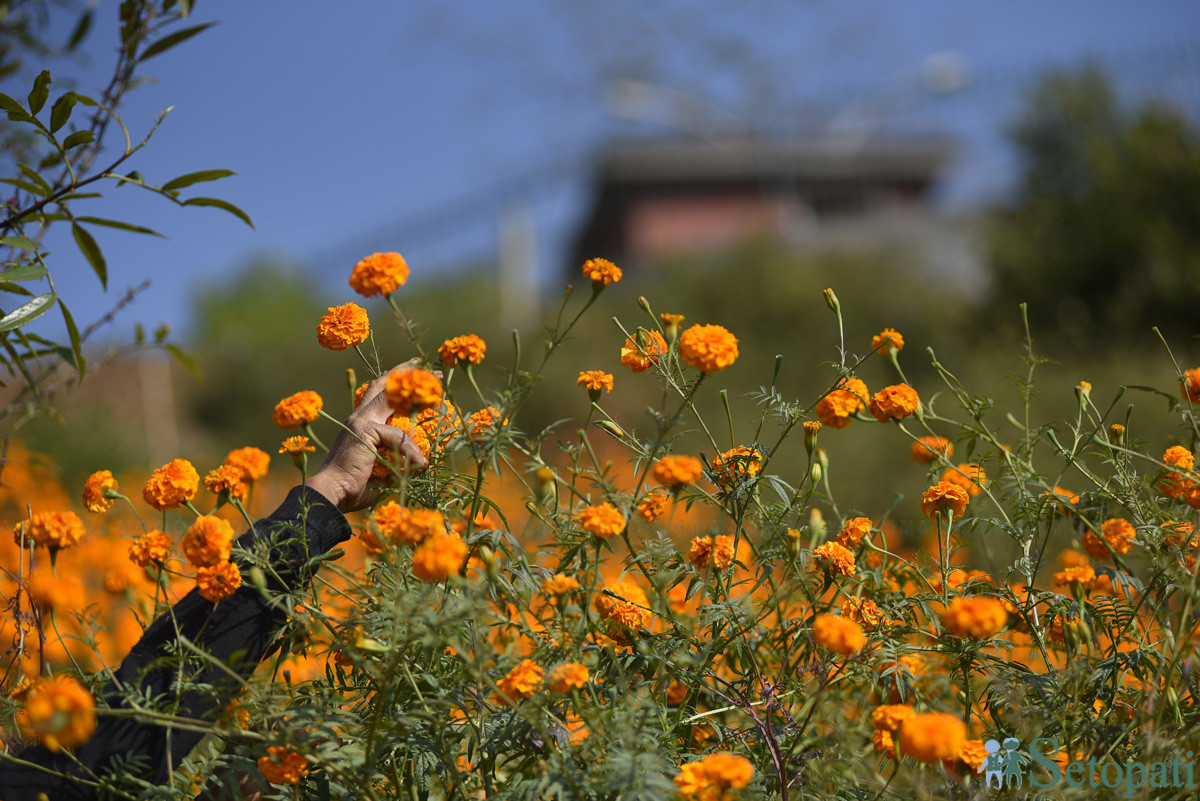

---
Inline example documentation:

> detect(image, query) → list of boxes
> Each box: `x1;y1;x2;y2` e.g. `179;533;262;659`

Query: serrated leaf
72;216;162;237
138;22;217;62
161;169;235;192
0;236;39;252
28;70;51;115
0;92;24;115
1;263;47;282
72;224;107;289
49;92;76;133
181;196;253;228
0;292;55;332
164;344;199;378
62;130;93;150
59;300;84;376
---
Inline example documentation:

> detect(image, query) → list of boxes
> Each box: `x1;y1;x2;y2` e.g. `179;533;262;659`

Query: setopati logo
974;737;1199;797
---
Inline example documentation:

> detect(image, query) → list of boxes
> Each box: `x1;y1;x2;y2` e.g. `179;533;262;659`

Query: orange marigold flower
545;662;589;693
576;370;614;394
869;384;919;423
576;502;625;539
813;541;856;577
593;580;650;640
1083;517;1136;561
1162;520;1197;549
1158;446;1196;498
815;377;868;429
837;517;873;549
1047;485;1080;512
870;704;915;732
581;257;622;286
674;753;754;799
666;680;688;707
652;455;704;488
15;511;85;550
16;675;95;753
1053;564;1097;591
272;390;323;429
688;535;735;570
496;659;544;704
82;470;118;513
952;739;989;777
911;435;953;463
541;573;581;602
1057;548;1090;568
842;596;887;629
896;712;967;764
636;492;670;522
939;463;986;496
465;406;506;443
349;251;409;297
710;445;762;488
438;334;486;367
204;465;248;503
257;746;309;784
660;312;685;338
129;530;172;567
811;613;867;655
143;458;200;510
873;728;896;757
224;447;270;482
871;328;904;355
411;532;468;582
316;302;370;350
181;515;235;568
919;481;970;519
196;561;242;602
402;509;445;545
278;436;315;455
619;330;668;373
941;596;1008;639
1181;367;1200;404
385;367;443;416
678;324;739;373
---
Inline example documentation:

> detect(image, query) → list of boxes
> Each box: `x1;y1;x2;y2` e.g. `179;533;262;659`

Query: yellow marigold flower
438;333;486;367
316;302;370;350
142;458;200;510
545;662;589;693
181;515;235;568
871;328;904;355
813;541;856;577
1181;367;1200;404
465;406;506;443
129;530;172;567
674;753;754;799
257;746;309;784
678;323;739;373
919;481;970;519
82;470;118;513
897;712;967;764
582;257;622;286
278;436;315;455
811;613;866;655
349;251;409;297
710;445;762;488
1083;517;1136;561
620;329;668;373
842;597;887;629
272;390;323;429
636;492;670;522
541;573;581;602
576;502;625;539
652;454;704;488
814;377;868;429
411;532;467;582
496;659;544;705
196;561;242;603
939;463;986;496
16;675;95;753
868;384;919;422
941;596;1008;639
576;370;614;394
911;435;953;464
837;517;873;549
1054;565;1097;591
385;367;443;416
870;704;915;732
224;446;271;482
14;511;85;550
204;465;248;503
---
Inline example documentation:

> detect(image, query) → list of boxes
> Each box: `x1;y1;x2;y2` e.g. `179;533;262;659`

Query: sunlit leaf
0;292;55;332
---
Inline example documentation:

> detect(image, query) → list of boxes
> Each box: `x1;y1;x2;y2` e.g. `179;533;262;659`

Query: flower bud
1108;423;1125;446
480;546;500;582
810;461;823;484
660;312;685;341
595;420;625;440
637;295;652;313
345;368;357;393
816;447;829;477
823;288;840;314
534;467;557;505
1075;381;1091;409
803;420;821;455
809;508;826;541
786;528;803;558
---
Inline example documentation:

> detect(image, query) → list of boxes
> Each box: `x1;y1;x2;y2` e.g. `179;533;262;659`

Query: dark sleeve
0;485;352;801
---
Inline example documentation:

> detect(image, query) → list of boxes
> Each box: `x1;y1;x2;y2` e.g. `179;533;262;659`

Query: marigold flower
129;530;172;567
438;334;486;367
593;580;650;641
142;458;200;510
279;436;315;455
316;302;370;350
1158;446;1196;498
941;596;1008;639
952;739;989;777
873;728;896;757
196;561;242;602
541;573;581;602
870;704;915;732
1053;564;1096;591
688;535;734;570
868;384;919;422
82;470;118;513
837;517;873;549
15;511;85;550
636;492;670;522
674;753;754;799
1162;520;1197;549
545;662;589;693
911;435;953;463
811;613;866;655
652;455;704;488
1083;517;1136;561
842;596;888;629
272;390;323;430
411;532;468;582
496;659;544;704
581;257;622;286
919;481;970;519
678;324;739;373
939;463;986;496
465;406;506;443
1047;485;1080;511
620;330;668;373
871;328;904;355
385;368;443;416
710;445;762;488
897;712;967;764
813;541;856;577
257;746;309;784
401;509;446;545
1057;548;1090;568
1181;367;1200;404
576;370;614;394
814;377;868;429
204;465;248;503
666;680;688;706
349;251;409;297
660;312;685;338
181;515;235;568
224;447;271;482
16;675;95;753
576;502;625;539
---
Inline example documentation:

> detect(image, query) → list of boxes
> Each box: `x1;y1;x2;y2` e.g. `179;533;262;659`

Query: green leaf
0;283;34;297
164;343;200;378
72;224;107;289
73;216;163;237
28;70;51;115
1;263;47;282
17;165;51;197
67;10;93;51
59;299;85;375
138;22;217;62
0;178;46;195
161;169;235;192
50;93;78;133
181;196;254;228
62;130;94;149
0;293;55;332
0;92;24;115
0;236;39;252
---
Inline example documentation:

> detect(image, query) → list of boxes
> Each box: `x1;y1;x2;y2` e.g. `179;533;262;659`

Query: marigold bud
823;287;840;313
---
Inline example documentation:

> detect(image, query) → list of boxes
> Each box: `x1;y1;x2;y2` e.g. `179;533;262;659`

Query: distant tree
985;66;1200;344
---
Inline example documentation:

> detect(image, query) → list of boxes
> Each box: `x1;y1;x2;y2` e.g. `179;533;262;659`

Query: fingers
374;421;428;470
357;362;445;424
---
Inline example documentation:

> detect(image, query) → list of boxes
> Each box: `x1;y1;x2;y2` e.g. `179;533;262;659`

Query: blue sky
10;0;1199;340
